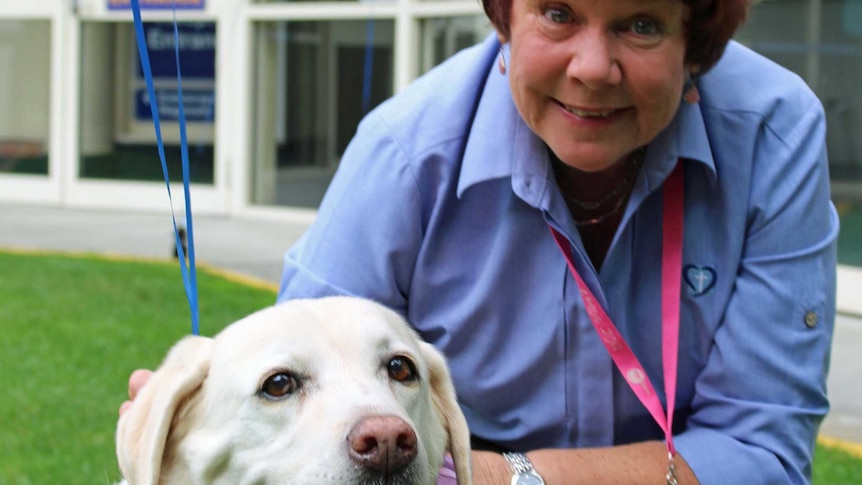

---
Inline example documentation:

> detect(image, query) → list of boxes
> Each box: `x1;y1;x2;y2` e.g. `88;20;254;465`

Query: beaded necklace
557;148;645;227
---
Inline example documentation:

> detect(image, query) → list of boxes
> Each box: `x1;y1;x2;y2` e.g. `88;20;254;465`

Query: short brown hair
482;0;752;72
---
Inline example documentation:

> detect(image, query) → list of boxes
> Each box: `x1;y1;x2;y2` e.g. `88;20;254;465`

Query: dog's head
116;296;471;484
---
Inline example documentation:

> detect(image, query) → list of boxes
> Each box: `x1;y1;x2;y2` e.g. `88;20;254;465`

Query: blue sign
137;22;216;79
109;0;205;9
135;88;215;122
134;22;216;123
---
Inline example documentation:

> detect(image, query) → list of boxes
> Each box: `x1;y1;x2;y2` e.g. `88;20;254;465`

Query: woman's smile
557;103;619;119
552;99;631;125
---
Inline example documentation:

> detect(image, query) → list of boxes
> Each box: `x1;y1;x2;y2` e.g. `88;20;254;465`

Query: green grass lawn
815;439;862;484
0;250;860;483
0;250;275;484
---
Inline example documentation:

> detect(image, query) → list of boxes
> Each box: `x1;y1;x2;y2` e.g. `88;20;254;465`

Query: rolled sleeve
677;102;838;484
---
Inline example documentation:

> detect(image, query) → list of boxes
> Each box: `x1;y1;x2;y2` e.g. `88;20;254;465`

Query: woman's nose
565;28;622;88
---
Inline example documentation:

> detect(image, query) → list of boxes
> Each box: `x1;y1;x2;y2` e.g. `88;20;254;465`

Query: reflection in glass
0;21;50;176
252;0;381;3
736;0;862;264
419;16;492;75
78;22;216;184
251;20;394;208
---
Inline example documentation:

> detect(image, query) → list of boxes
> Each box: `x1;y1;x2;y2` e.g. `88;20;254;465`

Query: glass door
66;18;228;214
0;12;62;205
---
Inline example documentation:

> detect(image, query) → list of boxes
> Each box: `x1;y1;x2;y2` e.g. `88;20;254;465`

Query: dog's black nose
347;415;418;475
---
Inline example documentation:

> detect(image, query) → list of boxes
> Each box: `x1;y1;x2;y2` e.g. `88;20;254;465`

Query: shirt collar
457;36;527;199
642;98;716;191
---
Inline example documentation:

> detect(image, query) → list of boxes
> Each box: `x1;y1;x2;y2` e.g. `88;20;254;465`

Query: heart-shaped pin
684;265;716;296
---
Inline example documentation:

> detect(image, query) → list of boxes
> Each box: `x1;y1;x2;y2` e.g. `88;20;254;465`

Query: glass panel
0;21;50;176
737;0;862;266
252;0;380;3
251;19;395;208
78;21;216;184
419;15;493;75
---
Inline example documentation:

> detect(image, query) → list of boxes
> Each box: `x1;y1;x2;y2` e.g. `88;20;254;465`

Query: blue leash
130;0;200;335
362;18;375;115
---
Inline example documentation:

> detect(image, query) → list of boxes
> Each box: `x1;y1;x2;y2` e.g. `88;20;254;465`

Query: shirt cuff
673;426;792;484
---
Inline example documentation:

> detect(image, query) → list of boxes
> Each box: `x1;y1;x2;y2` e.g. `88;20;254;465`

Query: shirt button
804;311;818;328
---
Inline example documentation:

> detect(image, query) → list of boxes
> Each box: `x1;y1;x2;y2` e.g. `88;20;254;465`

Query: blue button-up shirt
278;34;838;484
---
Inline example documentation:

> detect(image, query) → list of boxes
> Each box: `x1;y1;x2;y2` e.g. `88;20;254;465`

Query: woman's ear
683;69;700;104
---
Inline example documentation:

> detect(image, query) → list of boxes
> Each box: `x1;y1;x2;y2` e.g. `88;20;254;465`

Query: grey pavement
0;203;309;285
821;314;862;445
0;202;859;445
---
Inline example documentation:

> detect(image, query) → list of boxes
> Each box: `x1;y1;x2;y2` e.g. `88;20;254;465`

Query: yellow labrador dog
116;296;472;484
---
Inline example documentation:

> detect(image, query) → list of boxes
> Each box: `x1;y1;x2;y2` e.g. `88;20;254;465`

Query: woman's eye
387;356;418;383
542;6;572;25
261;372;301;399
629;18;662;37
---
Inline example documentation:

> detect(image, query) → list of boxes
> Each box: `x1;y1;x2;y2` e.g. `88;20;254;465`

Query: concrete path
1;202;859;446
0;203;308;285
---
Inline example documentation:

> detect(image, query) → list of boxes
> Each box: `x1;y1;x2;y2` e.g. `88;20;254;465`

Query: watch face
515;472;545;485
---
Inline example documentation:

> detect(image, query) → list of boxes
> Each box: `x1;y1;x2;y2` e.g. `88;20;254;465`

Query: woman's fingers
128;369;153;400
119;369;153;416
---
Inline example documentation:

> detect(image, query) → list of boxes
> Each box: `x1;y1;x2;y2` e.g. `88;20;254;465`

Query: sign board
137;22;215;79
135;88;215;122
134;22;216;123
108;0;206;10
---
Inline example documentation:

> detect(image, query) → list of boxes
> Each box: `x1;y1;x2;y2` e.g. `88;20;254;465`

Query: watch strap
503;452;545;484
503;452;533;474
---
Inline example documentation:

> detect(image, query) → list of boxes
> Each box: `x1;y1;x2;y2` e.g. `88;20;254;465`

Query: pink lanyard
549;162;684;481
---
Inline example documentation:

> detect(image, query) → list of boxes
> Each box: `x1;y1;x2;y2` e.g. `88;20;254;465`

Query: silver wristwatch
503;452;545;485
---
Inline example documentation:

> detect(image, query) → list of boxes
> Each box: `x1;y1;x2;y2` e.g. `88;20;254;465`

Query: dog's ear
116;335;212;485
419;341;473;485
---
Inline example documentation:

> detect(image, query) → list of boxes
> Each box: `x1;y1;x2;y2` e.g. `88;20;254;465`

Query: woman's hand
465;443;699;484
118;369;152;416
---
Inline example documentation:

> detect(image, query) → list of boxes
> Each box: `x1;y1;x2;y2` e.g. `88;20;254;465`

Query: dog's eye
261;372;301;399
387;356;418;383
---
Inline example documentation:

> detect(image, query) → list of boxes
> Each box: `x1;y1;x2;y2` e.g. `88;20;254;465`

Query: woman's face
506;0;690;171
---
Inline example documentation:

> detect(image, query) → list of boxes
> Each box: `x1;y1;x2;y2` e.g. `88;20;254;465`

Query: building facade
1;0;860;310
0;0;490;216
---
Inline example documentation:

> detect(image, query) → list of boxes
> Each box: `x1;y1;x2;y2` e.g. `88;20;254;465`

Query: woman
128;0;838;483
276;0;838;482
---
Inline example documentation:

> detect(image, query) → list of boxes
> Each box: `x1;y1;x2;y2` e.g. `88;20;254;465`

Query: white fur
116;296;472;484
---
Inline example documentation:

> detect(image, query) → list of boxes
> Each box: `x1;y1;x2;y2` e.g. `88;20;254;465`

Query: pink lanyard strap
548;162;684;458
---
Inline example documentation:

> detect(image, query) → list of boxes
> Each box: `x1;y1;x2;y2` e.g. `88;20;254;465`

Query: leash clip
666;451;679;485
